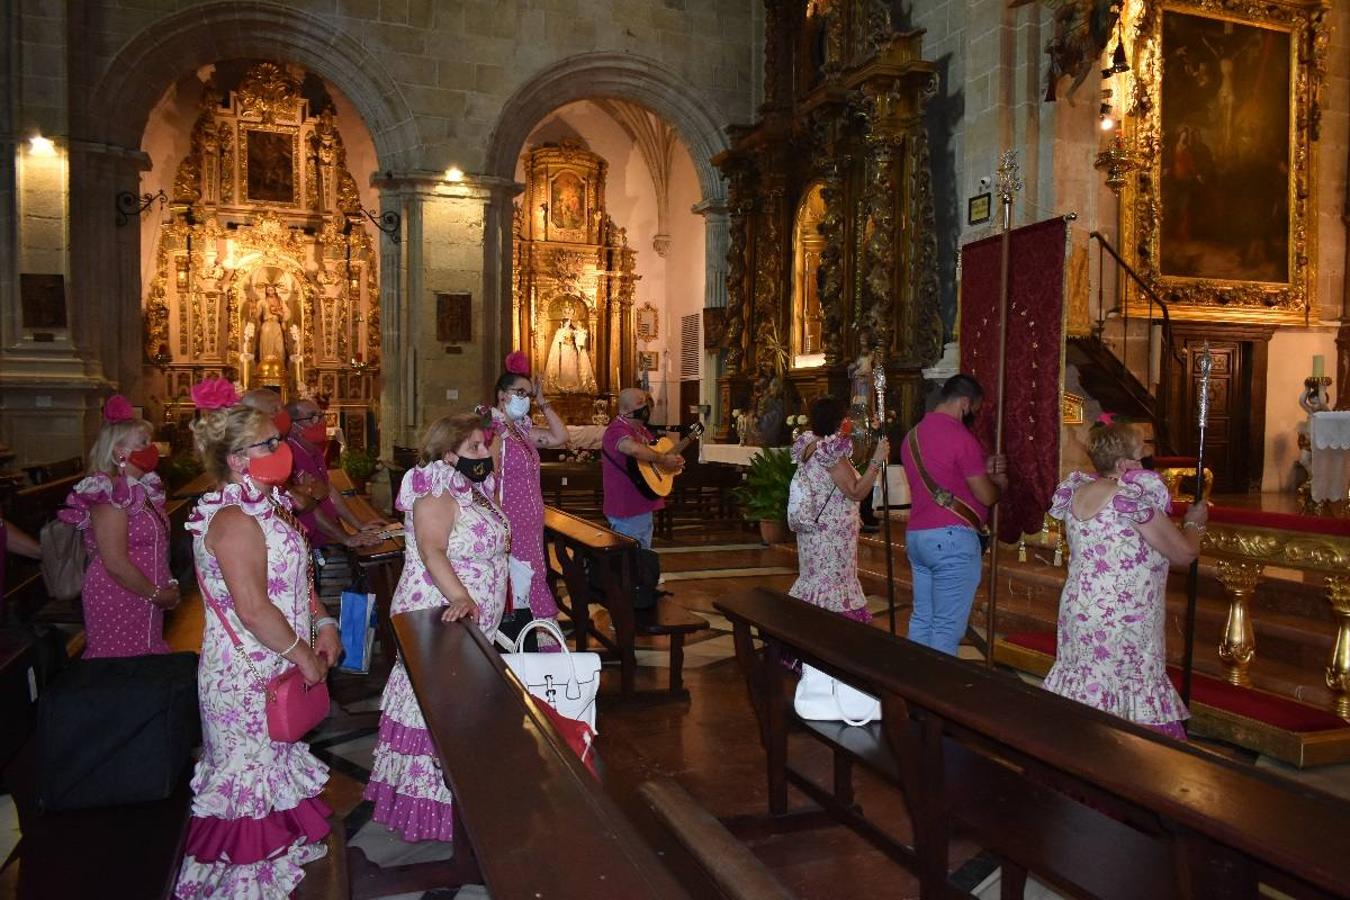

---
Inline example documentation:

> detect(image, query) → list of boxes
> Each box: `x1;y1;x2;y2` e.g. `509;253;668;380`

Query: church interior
2;0;1350;897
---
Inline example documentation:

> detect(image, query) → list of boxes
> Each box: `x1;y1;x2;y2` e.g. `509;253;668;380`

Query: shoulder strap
905;429;984;531
195;559;245;651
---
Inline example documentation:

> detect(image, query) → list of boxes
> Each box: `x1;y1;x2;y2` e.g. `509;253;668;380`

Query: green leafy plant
161;453;203;492
732;447;796;523
340;446;380;483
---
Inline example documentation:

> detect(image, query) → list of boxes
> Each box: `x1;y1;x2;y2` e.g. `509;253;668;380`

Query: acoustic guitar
629;422;704;499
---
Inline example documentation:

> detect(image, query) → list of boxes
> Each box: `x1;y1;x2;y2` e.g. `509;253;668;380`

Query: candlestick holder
1302;376;1332;415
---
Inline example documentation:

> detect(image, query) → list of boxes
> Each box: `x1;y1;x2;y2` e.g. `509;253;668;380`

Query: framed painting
550;172;587;231
1120;0;1328;323
243;128;298;205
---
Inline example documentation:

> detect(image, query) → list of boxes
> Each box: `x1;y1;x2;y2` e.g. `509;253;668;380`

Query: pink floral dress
787;432;870;624
175;483;331;899
487;409;561;629
1043;469;1189;739
59;472;172;658
364;461;509;842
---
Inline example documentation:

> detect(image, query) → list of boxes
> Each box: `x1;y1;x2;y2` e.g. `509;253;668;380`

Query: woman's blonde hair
419;412;485;465
87;419;154;476
191;407;272;485
1088;422;1143;474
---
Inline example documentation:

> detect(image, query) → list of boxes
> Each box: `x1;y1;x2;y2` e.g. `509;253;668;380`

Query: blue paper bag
338;590;377;674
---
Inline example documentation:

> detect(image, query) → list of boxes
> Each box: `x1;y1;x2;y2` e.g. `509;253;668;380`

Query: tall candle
1313;355;1325;378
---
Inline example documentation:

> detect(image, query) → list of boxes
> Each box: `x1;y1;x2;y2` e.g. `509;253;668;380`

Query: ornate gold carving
722;162;755;375
899;72;942;368
1204;524;1350;575
235;62;303;124
1120;0;1326;324
1216;560;1263;686
1326;576;1350;719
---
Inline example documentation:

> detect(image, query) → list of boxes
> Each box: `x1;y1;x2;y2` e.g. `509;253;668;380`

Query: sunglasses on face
244;436;283;453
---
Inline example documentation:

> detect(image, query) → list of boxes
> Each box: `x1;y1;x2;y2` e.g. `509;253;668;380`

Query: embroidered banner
960;217;1069;543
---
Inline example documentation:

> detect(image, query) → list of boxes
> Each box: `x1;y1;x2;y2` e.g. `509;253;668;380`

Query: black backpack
587;547;662;611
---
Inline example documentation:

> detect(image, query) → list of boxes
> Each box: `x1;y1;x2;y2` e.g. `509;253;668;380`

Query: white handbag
495;618;601;732
793;663;881;727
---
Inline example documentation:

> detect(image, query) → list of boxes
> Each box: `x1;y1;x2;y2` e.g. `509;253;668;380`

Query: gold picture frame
1119;0;1328;324
242;125;301;206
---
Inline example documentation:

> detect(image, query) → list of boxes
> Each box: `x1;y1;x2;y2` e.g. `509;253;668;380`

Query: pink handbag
197;563;329;742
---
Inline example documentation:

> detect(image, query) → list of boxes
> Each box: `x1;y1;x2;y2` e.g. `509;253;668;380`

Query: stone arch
87;1;418;169
485;52;730;204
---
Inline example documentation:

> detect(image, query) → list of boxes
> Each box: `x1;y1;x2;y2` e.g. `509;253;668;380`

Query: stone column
692;198;729;311
375;180;411;453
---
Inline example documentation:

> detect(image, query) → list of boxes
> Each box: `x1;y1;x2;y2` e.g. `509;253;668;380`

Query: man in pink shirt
899;374;1007;655
285;398;384;547
601;388;683;549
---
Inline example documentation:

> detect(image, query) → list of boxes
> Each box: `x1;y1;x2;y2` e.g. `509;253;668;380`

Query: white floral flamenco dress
174;482;331;899
788;431;871;624
1044;469;1190;739
364;460;510;842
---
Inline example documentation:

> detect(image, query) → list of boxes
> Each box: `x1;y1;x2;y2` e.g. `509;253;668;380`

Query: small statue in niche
748;362;786;447
544;315;598;394
254;281;292;367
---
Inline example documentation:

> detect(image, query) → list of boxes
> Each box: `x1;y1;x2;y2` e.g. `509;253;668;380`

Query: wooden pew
543;507;708;696
391;608;696;898
3;474;82;538
716;588;1350;900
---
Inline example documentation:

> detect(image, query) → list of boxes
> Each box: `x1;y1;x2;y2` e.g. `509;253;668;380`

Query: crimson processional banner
959;217;1070;544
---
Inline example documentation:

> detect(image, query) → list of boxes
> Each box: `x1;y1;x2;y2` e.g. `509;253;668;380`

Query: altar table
1310;411;1350;503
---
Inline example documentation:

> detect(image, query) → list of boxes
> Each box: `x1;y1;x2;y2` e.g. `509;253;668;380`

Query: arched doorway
73;1;416;442
485;54;731;428
136;60;385;451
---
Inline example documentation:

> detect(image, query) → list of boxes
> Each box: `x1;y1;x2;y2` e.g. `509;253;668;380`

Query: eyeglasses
243;436;283;453
294;412;323;425
504;388;531;399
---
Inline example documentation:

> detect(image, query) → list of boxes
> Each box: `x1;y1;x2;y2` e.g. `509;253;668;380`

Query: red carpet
1003;632;1347;734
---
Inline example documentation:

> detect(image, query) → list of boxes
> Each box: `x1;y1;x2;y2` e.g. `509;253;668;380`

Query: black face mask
630;405;652;423
455;455;493;483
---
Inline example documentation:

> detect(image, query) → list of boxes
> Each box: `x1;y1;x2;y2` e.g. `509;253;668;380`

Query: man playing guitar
601;388;683;549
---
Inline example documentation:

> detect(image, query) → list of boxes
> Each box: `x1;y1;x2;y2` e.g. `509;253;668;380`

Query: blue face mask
505;395;532;420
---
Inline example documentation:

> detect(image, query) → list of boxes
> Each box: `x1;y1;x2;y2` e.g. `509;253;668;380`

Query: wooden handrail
1089;230;1183;365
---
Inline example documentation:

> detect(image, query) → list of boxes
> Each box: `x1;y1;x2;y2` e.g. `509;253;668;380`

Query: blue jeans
906;526;984;656
607;513;653;549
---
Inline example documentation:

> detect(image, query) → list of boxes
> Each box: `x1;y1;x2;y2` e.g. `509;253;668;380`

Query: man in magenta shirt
899;374;1007;655
601;388;683;549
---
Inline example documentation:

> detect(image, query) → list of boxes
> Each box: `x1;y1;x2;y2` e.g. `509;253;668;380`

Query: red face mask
301;422;328;445
126;445;160;474
272;410;292;435
248;441;294;486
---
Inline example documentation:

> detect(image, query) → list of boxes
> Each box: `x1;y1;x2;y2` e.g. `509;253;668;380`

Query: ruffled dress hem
183;796;331;865
1043;665;1190;726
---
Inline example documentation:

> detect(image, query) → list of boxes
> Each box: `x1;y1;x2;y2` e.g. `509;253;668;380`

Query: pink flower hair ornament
102;394;135;424
191;377;240;411
504;350;531;377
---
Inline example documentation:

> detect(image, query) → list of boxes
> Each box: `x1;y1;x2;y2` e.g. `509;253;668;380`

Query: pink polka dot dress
59;472;172;657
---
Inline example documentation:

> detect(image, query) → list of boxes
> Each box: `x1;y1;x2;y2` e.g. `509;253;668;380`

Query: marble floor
21;518;1347;900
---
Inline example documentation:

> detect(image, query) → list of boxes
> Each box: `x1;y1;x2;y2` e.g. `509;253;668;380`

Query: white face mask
505;395;532;420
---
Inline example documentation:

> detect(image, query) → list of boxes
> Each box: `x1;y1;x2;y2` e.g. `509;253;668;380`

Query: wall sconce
353;204;401;244
115;189;167;227
444;166;464;182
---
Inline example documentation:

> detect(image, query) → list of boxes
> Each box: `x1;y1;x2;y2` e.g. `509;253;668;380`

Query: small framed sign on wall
967;193;992;226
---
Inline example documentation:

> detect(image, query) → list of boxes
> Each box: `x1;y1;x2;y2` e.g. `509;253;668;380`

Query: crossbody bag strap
905;429;984;531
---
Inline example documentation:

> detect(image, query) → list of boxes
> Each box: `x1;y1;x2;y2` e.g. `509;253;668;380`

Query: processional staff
985;150;1023;667
873;365;898;634
1180;342;1214;707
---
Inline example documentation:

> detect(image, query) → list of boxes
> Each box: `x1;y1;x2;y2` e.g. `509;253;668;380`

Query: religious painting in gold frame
242;126;300;206
1120;0;1327;324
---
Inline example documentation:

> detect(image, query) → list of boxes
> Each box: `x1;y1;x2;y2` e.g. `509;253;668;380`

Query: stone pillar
693;197;729;427
375;181;410;453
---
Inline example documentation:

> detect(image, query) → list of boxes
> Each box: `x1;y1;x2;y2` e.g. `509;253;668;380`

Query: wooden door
679;380;700;429
1162;325;1271;494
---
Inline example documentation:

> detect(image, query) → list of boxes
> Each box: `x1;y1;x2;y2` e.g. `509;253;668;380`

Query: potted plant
339;446;380;494
732;447;796;545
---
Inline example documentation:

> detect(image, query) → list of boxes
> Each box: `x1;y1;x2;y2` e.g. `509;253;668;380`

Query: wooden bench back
5;474;82;536
391;608;693;898
715;588;1350;898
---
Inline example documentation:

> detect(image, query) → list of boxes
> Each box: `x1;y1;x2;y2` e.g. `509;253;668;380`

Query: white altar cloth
1310;412;1350;503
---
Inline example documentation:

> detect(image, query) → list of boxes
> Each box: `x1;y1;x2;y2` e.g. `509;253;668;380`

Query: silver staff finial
872;364;887;431
996;150;1024;203
1196;341;1213;430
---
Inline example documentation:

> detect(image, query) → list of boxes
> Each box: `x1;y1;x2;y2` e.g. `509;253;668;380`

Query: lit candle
1313;355;1325;378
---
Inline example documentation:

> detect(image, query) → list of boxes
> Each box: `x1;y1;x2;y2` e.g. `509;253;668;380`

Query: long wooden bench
716;588;1350;899
391;608;702;897
543;506;708;696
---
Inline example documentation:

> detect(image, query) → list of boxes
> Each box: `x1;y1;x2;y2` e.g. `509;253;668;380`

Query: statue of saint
544;315;597;394
255;282;292;367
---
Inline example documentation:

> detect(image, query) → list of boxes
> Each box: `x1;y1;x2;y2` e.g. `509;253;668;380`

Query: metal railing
1090;231;1182;393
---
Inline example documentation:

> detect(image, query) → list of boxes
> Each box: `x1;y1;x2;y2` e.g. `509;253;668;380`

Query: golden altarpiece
716;1;942;444
512;141;640;423
142;63;380;443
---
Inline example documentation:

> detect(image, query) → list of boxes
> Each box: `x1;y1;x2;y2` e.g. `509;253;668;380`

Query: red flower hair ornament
191;377;240;411
102;394;135;424
504;350;531;377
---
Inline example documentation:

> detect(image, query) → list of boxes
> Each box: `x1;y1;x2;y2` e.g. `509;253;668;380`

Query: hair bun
504;350;530;376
